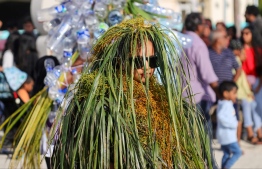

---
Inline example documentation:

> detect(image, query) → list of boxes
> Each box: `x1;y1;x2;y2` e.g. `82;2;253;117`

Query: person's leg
254;78;262;119
45;157;51;169
242;100;258;143
251;101;262;140
242;100;253;130
198;100;213;134
224;142;242;169
221;145;230;169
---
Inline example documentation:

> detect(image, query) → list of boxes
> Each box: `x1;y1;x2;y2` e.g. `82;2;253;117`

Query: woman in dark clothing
1;31;20;68
16;34;39;80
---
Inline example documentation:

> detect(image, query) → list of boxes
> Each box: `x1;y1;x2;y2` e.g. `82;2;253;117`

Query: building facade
159;0;259;30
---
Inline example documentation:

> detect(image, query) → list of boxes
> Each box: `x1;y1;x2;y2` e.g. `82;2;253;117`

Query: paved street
0;139;260;168
0;155;47;169
213;139;262;169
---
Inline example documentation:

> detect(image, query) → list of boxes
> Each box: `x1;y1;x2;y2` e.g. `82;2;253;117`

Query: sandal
256;137;262;144
247;136;258;144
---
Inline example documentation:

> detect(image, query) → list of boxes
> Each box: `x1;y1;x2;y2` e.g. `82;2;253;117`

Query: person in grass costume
51;17;213;169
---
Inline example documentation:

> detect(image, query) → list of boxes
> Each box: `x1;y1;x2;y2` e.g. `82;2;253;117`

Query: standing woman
16;34;39;80
241;26;262;118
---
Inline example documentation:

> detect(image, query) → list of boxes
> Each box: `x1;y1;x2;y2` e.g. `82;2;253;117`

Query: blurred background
0;0;259;51
0;0;260;31
0;0;260;51
0;0;262;168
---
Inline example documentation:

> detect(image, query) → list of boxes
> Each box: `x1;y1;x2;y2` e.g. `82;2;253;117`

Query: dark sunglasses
129;56;159;69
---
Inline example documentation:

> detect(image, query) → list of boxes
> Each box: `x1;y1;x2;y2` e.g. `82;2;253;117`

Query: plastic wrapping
38;0;192;102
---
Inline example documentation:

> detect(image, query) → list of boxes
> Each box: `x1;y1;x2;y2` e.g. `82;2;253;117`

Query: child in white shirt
217;81;242;169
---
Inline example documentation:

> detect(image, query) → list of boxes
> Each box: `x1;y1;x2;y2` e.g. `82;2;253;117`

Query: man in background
245;5;262;42
182;13;218;123
209;30;241;84
22;16;39;41
17;17;39;80
182;12;218;168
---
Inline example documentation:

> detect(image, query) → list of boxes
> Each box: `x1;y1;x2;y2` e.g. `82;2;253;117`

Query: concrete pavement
0;140;260;168
213;139;262;169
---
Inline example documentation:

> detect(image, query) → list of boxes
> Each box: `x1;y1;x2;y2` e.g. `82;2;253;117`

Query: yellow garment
234;57;253;101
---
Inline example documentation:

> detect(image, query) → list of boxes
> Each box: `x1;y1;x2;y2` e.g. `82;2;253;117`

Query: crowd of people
1;17;38;77
0;17;40;148
182;5;262;168
0;4;261;169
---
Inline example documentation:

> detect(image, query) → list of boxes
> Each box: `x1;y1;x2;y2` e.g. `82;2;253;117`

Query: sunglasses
129;56;159;69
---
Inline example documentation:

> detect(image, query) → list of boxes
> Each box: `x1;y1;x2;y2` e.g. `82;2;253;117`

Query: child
217;81;242;169
1;67;33;150
229;40;262;144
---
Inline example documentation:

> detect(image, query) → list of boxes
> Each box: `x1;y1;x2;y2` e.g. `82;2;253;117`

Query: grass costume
51;18;212;169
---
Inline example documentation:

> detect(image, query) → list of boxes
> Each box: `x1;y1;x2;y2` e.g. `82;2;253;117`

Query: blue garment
208;48;239;84
221;142;242;169
253;78;262;120
182;31;218;103
216;100;238;145
242;99;262;131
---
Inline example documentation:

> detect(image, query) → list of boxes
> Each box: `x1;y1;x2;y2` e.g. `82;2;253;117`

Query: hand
0;66;3;72
248;94;254;100
60;57;85;89
239;48;246;61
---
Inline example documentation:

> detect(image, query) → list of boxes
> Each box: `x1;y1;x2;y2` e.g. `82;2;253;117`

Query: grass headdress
52;17;212;169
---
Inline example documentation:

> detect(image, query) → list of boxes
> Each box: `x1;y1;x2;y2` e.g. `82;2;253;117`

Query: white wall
200;0;257;28
31;0;59;35
31;0;60;56
205;0;234;26
158;0;180;12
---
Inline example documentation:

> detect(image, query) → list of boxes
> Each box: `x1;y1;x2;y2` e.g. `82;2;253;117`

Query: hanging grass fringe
0;88;52;169
51;17;212;169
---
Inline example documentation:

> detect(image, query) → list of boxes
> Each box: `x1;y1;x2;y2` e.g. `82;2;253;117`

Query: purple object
182;31;218;103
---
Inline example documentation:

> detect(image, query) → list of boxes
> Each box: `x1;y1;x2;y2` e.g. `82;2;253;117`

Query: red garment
242;47;257;76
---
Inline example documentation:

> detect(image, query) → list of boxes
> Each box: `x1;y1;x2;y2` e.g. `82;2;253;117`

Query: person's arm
239;48;246;62
61;57;85;89
233;67;242;82
210;81;219;97
231;50;241;82
17;89;30;103
2;50;14;69
242;74;254;98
